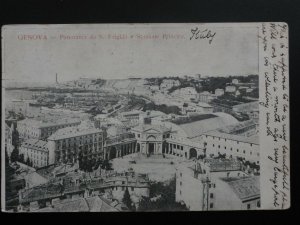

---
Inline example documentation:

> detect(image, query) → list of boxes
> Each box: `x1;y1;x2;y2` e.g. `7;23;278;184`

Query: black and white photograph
1;23;290;212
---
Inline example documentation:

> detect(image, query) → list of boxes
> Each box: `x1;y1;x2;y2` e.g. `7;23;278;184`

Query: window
243;150;245;154
180;190;182;195
180;181;182;186
210;193;214;198
210;203;213;208
180;173;182;177
122;187;125;191
247;204;251;210
218;145;220;148
257;201;260;207
209;184;211;188
237;149;239;152
181;146;183;150
213;144;215;147
213;184;216;188
131;187;134;191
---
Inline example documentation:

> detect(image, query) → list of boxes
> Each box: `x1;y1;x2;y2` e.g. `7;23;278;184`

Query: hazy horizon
5;73;259;85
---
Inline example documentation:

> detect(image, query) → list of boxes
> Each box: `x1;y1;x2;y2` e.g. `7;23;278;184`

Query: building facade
215;89;224;96
200;131;259;165
20;139;53;168
175;159;260;210
131;120;172;156
5;123;14;157
47;126;104;164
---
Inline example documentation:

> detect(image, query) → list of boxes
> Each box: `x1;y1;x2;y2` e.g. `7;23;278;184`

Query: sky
2;24;259;83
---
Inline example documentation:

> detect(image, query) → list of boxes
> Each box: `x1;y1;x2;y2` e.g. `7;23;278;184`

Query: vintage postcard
1;23;290;212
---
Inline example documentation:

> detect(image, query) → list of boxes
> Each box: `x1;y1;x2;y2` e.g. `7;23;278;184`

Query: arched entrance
136;143;140;152
189;148;197;159
109;146;117;159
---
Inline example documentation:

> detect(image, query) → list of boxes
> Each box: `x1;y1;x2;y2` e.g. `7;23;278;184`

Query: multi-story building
131;118;171;156
225;85;237;93
175;158;260;210
232;79;239;84
172;87;198;101
119;110;143;127
18;171;149;211
20;139;54;168
160;79;181;91
200;131;259;165
159;112;239;159
5;123;14;157
197;91;217;103
215;89;224;96
17;118;81;141
47;124;104;164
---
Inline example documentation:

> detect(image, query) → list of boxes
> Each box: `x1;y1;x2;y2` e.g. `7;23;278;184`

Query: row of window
206;136;254;147
57;136;102;145
211;144;259;156
112;186;135;191
170;144;184;150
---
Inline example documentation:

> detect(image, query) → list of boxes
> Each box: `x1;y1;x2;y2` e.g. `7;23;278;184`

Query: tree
11;128;19;149
123;187;133;210
19;154;25;163
25;157;32;167
138;178;188;211
101;159;112;170
10;147;19;163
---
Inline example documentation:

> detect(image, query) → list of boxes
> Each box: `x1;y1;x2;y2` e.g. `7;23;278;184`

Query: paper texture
1;23;290;212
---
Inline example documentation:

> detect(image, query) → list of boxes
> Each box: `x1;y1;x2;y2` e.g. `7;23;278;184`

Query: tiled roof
121;110;143;116
203;131;259;145
219;119;257;133
173;114;238;139
33;196;121;212
204;158;242;172
21;139;49;152
221;176;260;201
47;126;102;141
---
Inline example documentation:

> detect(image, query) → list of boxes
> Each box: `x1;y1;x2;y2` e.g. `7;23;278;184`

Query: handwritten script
260;23;290;209
189;27;216;44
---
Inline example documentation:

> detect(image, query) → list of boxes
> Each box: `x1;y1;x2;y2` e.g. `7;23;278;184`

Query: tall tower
56;73;58;84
